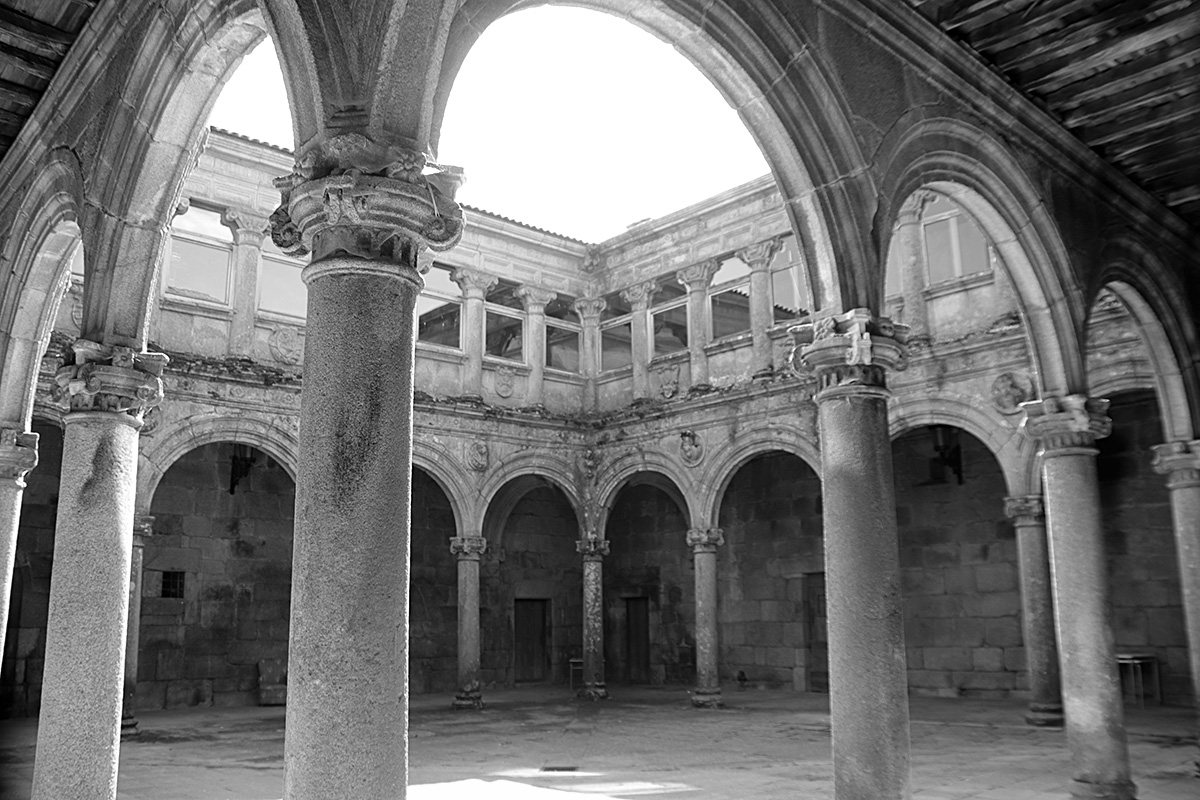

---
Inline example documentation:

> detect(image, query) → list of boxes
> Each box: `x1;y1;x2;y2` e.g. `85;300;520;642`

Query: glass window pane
956;215;990;275
652;306;688;356
710;287;751;339
485;311;523;360
711;255;750;286
884;227;904;297
771;266;807;321
546;323;579;372
601;291;632;321
259;255;307;317
174;206;231;241
601;323;632;372
924;218;955;284
921;193;956;220
168;237;231;303
69;243;84;276
769;235;800;271
417;296;461;348
423;264;459;295
545;295;577;322
485;278;523;310
654;282;686;305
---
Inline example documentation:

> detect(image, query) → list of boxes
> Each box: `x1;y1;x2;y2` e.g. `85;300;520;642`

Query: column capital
220;208;269;244
450;536;488;561
1019;395;1111;454
269;136;464;266
51;339;168;422
675;259;719;292
789;309;909;395
1151;440;1200;488
450;267;498;298
0;428;38;486
515;285;557;312
1004;495;1045;526
576;536;610;561
573;296;606;322
736;237;781;271
687;527;724;553
133;515;155;545
620;280;659;310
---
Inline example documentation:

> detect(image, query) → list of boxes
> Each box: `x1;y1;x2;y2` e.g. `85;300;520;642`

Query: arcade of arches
0;3;1198;800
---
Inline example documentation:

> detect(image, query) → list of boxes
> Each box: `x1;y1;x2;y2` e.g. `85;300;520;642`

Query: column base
577;682;608;701
1024;702;1064;727
1069;779;1136;800
120;716;139;739
691;688;723;708
452;693;485;710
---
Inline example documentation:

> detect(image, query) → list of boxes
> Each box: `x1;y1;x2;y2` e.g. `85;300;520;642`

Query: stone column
1151;440;1200;737
222;209;267;357
896;191;933;339
573;297;605;411
0;427;38;655
737;238;781;377
450;535;487;709
451;268;498;397
621;280;657;399
270;145;464;800
33;340;166;800
1004;495;1063;726
120;515;153;738
577;535;609;700
792;309;911;800
688;527;724;708
676;261;719;388
516;286;557;406
1021;395;1135;800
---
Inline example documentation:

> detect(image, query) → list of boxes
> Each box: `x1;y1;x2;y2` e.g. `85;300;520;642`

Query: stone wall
410;468;458;694
139;443;295;710
893;427;1021;699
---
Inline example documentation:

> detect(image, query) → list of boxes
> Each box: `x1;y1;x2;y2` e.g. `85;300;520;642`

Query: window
417;264;462;348
769;235;809;322
484;278;525;361
599;291;633;373
161;570;185;599
258;237;308;318
651;304;688;356
544;296;580;372
708;254;751;340
69;242;84;278
166;206;233;305
921;194;994;284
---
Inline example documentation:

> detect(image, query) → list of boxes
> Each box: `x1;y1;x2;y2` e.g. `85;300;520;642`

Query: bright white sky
209;7;769;243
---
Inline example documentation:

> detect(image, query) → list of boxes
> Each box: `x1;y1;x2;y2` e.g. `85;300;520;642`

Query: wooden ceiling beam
1165;186;1200;207
1104;126;1200;164
0;40;55;82
937;0;1013;28
967;0;1096;52
1062;63;1200;128
0;77;39;111
1084;96;1200;148
0;6;72;60
1051;35;1200;117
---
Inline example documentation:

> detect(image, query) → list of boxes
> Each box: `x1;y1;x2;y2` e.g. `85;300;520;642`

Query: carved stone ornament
1003;495;1045;526
515;285;557;311
0;428;39;484
676;259;720;291
1019;394;1112;452
736;237;781;270
577;534;610;560
450;536;488;561
1150;440;1200;489
267;326;304;366
573;296;606;322
788;309;909;394
686;527;725;553
467;441;489;471
990;371;1035;415
580;447;600;480
51;339;167;421
450;267;499;298
620;280;659;310
138;406;161;437
657;363;680;399
494;366;515;398
679;430;704;467
581;244;603;274
269;133;464;265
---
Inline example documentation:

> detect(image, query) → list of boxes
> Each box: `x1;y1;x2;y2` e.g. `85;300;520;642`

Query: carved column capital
789;309;909;396
450;267;499;299
620;280;659;310
0;428;38;485
675;260;720;292
1004;495;1045;527
1020;395;1111;455
51;339;167;422
1151;440;1200;489
221;208;268;245
450;536;488;561
133;515;155;545
269;134;464;267
576;536;610;561
573;296;606;322
736;237;781;271
515;285;557;312
687;527;724;553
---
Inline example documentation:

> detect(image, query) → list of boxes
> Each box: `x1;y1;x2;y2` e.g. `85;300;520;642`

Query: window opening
258;237;308;319
708;254;751;340
921;194;994;285
161;571;186;599
769;235;809;322
544;296;580;373
417;263;462;349
167;205;233;305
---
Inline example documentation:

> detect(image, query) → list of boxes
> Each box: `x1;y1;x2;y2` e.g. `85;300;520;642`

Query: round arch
593;450;694;530
595;468;690;537
698;424;820;529
875;114;1085;397
478;451;581;545
411;439;473;537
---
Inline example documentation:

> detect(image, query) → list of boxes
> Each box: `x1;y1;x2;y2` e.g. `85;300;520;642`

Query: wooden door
625;597;650;683
803;573;829;693
514;599;549;682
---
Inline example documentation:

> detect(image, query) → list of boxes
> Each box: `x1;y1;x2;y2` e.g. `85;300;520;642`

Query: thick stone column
676;261;719;388
1151;440;1200;737
621;280;657;399
33;340;166;800
1021;395;1135;800
222;209;267;357
451;268;497;397
792;309;911;800
1004;495;1063;726
737;238;781;377
121;515;154;738
450;535;487;709
688;527;724;708
577;535;609;700
895;192;933;339
573;297;605;411
516;286;557;406
0;427;38;655
270;143;464;800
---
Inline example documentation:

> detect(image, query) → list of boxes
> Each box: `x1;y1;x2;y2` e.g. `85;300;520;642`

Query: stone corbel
788;309;909;392
50;339;167;421
0;428;39;485
1019;395;1111;453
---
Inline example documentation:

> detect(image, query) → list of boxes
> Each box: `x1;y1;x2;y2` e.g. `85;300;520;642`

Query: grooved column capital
576;536;610;561
687;527;724;553
1004;495;1045;527
450;536;488;561
1151;440;1200;488
450;267;498;299
736;237;781;271
51;339;167;422
675;260;719;291
0;428;38;485
620;280;659;310
789;309;909;396
573;296;606;322
1020;395;1111;455
515;285;557;312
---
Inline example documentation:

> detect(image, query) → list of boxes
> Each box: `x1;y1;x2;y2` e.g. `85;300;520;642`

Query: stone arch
411;439;473;537
594;451;694;531
0;149;85;428
435;0;880;311
595;467;690;536
699;424;820;528
137;414;299;514
478;454;581;546
875;114;1085;396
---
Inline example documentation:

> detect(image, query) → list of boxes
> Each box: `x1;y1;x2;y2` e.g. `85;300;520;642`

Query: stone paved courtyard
1;687;1194;800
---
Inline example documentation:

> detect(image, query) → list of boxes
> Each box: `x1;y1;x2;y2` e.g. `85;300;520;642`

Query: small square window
161;571;185;599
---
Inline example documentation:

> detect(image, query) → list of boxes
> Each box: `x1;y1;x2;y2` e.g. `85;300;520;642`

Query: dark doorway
625;597;650;683
803;572;829;693
514;599;549;682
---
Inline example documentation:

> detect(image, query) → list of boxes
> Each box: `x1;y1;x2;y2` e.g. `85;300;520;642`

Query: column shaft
0;427;37;656
689;528;723;707
451;536;486;709
224;212;266;357
121;516;152;737
685;287;709;386
621;282;656;400
738;239;781;377
896;198;930;337
517;286;556;407
451;269;497;397
577;537;609;700
1006;496;1063;726
574;298;605;413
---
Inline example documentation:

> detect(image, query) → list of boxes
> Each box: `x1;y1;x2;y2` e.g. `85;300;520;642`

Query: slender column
33;340;166;800
737;238;781;377
1021;395;1135;800
0;427;38;655
450;535;487;709
573;297;605;411
621;280;657;399
222;209;267;357
577;535;609;700
896;192;933;339
676;261;719;387
792;309;911;800
270;142;464;800
121;515;154;738
451;268;498;397
1004;495;1063;726
516;286;557;406
1151;440;1200;737
688;527;724;708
